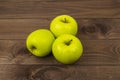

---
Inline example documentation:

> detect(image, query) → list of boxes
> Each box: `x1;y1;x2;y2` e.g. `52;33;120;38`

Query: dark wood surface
0;0;120;80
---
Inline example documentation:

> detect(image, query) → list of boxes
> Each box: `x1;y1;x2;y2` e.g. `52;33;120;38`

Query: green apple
26;29;55;57
52;34;83;64
50;15;78;37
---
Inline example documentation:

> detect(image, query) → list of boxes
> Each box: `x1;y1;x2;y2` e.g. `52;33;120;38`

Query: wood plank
77;19;120;39
0;0;80;2
0;0;119;18
0;19;120;39
0;65;120;80
0;40;120;65
0;19;49;39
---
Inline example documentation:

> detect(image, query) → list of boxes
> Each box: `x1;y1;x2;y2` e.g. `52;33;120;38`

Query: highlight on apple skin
26;29;55;57
50;15;78;37
52;34;83;64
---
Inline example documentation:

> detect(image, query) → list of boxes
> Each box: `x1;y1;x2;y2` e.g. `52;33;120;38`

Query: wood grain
0;0;119;18
0;39;120;65
0;65;120;80
0;19;120;39
0;0;120;80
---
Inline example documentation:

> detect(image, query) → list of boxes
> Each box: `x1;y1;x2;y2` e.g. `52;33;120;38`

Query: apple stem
64;18;67;23
31;46;36;50
65;39;72;46
61;18;69;23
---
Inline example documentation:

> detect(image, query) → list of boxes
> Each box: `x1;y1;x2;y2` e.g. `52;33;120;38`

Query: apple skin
52;34;83;64
26;29;55;57
50;15;78;37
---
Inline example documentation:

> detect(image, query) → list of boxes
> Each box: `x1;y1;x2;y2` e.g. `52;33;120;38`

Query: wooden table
0;0;120;80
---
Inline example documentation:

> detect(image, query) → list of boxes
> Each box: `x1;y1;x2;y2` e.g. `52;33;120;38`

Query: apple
52;34;83;64
26;29;55;57
50;15;78;37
